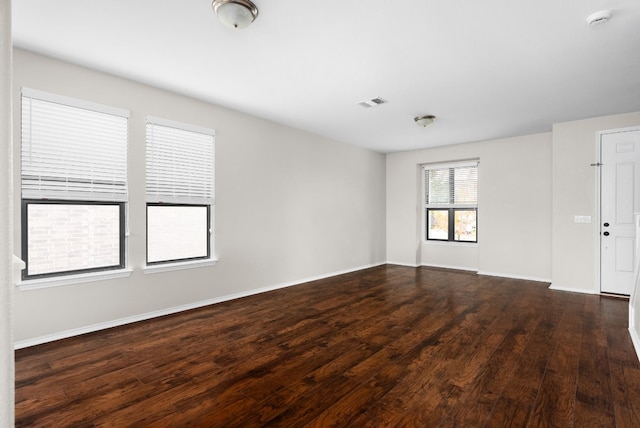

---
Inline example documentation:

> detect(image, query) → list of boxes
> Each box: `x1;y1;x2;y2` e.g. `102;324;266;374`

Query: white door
600;128;640;295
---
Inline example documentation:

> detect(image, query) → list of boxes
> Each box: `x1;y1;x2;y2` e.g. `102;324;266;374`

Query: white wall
551;112;640;293
1;0;13;425
386;133;553;281
12;49;387;345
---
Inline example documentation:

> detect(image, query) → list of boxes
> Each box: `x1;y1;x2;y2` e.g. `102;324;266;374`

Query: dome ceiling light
212;0;259;29
414;115;436;128
586;9;612;26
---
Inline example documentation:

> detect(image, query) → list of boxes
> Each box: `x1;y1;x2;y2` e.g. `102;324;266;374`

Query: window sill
424;240;478;247
17;268;133;291
143;258;218;275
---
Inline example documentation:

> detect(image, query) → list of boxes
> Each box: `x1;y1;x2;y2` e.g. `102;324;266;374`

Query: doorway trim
596;125;640;295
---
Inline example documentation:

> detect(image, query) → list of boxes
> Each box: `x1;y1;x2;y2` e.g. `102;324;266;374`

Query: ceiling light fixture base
212;0;259;29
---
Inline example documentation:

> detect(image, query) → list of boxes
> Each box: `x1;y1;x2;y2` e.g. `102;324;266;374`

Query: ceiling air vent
358;97;388;108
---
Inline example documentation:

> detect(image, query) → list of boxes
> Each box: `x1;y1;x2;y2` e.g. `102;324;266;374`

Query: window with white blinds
145;117;215;265
424;160;478;242
145;117;215;205
20;88;129;280
424;161;478;207
21;88;129;202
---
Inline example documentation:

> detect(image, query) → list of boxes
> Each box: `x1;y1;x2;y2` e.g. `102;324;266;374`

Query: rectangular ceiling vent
358;97;388;108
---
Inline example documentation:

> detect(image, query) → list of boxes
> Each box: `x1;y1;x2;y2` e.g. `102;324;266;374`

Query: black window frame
146;202;212;266
426;207;478;243
21;199;126;280
425;163;478;243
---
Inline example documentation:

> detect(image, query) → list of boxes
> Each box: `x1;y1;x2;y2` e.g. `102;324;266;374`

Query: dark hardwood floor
15;265;640;427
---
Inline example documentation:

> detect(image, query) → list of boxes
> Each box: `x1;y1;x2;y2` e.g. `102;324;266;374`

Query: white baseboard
548;284;599;294
386;261;419;268
423;263;477;272
14;262;386;349
629;306;640;364
629;326;640;364
478;271;551;283
411;265;550;282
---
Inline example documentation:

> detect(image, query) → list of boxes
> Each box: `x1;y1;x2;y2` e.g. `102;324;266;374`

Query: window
23;201;125;277
424;161;478;242
145;117;215;265
20;88;129;279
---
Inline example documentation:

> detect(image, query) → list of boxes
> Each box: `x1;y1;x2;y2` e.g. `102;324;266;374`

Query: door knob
603;222;609;227
603;231;610;236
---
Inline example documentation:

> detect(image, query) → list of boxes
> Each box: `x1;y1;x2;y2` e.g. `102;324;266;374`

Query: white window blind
21;88;129;202
424;161;478;207
146;117;215;204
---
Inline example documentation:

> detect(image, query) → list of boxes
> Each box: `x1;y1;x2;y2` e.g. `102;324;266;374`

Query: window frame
21;199;126;280
424;161;478;243
145;202;211;265
426;207;478;243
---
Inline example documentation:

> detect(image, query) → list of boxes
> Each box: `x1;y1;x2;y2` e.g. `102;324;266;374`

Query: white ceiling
11;0;640;153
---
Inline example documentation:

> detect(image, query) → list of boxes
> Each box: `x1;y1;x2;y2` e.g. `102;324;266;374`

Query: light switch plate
574;215;592;223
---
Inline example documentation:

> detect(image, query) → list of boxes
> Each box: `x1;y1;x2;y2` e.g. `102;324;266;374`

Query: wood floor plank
609;365;640;428
484;309;557;427
573;299;615;427
526;295;586;428
14;265;640;427
527;371;577;427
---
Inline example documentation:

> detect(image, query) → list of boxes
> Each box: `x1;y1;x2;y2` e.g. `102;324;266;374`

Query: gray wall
12;49;387;345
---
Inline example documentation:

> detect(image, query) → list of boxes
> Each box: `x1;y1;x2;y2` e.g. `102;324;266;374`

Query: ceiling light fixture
414;115;436;128
586;9;611;26
212;0;259;29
